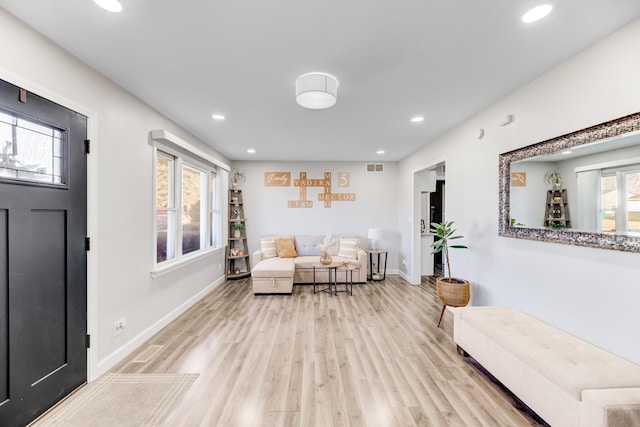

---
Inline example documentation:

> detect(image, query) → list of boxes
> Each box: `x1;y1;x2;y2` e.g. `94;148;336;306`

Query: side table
312;263;338;295
365;249;388;281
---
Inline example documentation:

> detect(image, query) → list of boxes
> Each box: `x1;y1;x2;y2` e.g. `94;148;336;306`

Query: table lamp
367;228;382;250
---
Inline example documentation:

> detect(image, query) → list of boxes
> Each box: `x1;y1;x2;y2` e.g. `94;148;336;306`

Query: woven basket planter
436;277;470;327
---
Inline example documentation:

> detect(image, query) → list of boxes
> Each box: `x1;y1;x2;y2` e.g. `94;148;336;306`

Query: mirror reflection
510;131;640;236
498;112;640;252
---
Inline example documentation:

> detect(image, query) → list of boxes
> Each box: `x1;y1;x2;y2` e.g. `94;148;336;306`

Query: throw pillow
275;236;298;258
338;238;360;259
259;238;277;259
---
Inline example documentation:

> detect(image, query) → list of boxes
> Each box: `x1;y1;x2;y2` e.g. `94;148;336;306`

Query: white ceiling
1;1;639;162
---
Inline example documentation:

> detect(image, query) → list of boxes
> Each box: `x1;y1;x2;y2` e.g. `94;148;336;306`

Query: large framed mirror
499;112;640;253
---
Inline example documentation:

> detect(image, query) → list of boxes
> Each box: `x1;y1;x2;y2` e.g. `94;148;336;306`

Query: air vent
366;163;384;173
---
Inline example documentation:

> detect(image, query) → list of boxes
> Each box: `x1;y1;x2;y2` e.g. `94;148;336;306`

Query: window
600;166;640;235
0;109;66;185
155;148;220;266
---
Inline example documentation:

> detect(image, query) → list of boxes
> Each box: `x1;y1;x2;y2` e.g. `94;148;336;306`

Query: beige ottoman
251;257;295;294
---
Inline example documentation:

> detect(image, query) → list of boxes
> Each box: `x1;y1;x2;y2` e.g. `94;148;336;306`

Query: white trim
94;276;226;378
150;246;224;278
151;129;230;171
0;67;101;382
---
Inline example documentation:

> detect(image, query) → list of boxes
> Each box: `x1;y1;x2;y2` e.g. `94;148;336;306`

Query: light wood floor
57;276;545;426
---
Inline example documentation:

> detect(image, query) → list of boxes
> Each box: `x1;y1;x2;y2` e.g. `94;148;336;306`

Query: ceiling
1;1;639;162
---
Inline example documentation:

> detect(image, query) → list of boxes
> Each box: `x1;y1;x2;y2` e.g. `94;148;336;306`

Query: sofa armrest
252;249;264;267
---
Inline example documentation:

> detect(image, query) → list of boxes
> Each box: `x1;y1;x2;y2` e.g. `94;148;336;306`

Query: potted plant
231;168;246;188
544;169;562;190
233;222;245;238
430;221;470;327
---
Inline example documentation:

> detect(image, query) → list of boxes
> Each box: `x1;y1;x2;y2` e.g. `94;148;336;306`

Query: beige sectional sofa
251;235;367;294
454;306;640;427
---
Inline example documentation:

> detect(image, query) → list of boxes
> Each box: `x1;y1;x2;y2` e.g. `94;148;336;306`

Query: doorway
412;161;445;284
0;79;88;426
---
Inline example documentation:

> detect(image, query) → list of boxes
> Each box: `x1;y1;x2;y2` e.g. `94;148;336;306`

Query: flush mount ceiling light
93;0;123;12
247;148;256;154
211;114;225;120
411;116;424;123
295;72;339;109
376;150;385;155
522;4;552;23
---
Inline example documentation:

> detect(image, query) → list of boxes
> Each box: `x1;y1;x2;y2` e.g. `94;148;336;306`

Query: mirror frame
499;112;640;253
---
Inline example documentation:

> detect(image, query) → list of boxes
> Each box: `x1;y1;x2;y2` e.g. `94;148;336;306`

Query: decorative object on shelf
430;221;470;328
367;228;382;250
233;222;245;238
544;169;562;190
318;233;337;265
295;72;339;110
230;168;246;188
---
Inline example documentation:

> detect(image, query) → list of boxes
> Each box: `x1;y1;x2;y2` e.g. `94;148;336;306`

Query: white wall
232;161;400;273
399;18;640;364
0;9;230;378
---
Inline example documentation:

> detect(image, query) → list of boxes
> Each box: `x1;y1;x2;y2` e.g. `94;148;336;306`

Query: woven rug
31;373;199;427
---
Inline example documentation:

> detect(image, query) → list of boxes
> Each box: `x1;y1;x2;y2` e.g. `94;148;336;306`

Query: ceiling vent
366;163;384;173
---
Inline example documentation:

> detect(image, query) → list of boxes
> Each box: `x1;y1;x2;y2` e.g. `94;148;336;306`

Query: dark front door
0;79;87;426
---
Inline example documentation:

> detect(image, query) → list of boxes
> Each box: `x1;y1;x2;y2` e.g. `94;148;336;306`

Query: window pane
601;175;617;232
156;154;172;208
182;165;205;254
157;210;176;262
626;172;640;234
0;111;65;185
209;173;217;247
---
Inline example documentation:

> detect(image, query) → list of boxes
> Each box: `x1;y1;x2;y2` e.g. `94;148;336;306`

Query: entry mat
30;373;199;426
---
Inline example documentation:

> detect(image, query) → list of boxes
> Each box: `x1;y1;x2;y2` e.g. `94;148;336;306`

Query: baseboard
397;270;412;283
92;276;225;380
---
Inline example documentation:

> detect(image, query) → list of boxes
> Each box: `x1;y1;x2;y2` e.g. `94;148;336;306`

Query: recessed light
522;4;552;23
247;148;256;154
211;114;225;120
376;150;385;155
411;116;424;123
93;0;122;12
561;150;572;155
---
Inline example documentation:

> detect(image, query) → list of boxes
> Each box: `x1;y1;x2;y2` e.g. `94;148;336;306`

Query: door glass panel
0;110;66;185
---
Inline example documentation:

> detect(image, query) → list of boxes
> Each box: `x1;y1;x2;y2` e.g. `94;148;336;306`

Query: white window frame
600;164;640;235
151;131;227;278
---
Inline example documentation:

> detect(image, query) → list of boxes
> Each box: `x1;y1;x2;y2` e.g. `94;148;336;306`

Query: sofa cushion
458;307;640;401
258;238;277;259
338;237;360;259
275;236;297;258
251;257;295;278
295;235;323;256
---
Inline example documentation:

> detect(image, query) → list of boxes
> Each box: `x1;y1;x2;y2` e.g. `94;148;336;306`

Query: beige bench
454;306;640;427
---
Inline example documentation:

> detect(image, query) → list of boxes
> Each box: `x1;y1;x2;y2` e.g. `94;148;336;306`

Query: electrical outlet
218;263;222;271
113;317;127;336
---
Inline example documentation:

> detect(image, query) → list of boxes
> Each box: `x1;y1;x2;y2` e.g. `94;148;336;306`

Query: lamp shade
295;72;338;109
367;228;382;240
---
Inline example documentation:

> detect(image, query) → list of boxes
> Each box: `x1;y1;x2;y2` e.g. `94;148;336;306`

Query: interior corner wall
0;9;230;378
231;161;400;273
399;18;640;364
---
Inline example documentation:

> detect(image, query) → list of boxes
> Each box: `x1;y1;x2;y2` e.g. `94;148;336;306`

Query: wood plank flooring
43;276;545;426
